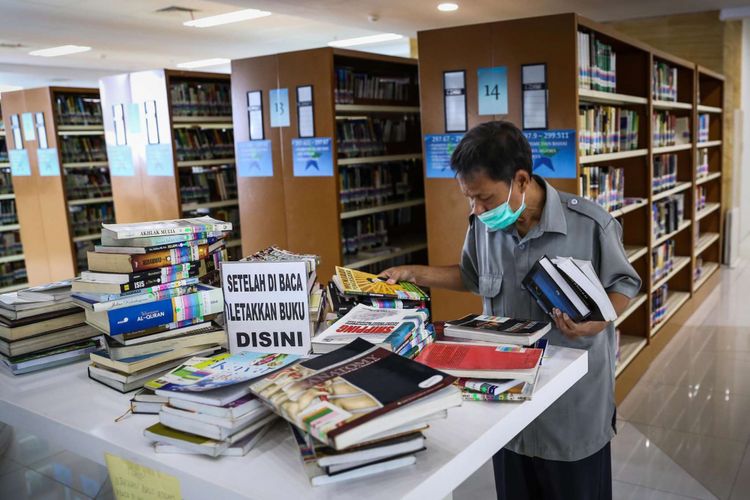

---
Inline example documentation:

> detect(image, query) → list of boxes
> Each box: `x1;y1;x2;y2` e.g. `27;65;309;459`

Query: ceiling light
438;3;459;11
176;58;230;69
29;45;91;57
328;33;404;48
184;8;271;28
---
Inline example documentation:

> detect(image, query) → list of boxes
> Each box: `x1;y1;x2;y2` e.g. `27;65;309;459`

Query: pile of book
416;315;551;402
698;113;710;143
0;281;102;375
653;112;690;148
144;351;298;457
241;246;326;336
72;216;231;392
252;338;461;485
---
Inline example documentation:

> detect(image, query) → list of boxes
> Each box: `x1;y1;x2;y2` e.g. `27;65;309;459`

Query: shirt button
519;244;526;250
571;198;579;205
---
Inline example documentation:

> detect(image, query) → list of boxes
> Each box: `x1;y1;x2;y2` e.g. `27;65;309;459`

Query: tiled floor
1;241;749;499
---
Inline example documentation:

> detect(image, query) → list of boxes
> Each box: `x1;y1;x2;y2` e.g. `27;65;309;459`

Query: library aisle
0;241;748;499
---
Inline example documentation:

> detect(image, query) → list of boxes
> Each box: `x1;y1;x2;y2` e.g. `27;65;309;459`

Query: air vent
155;6;198;14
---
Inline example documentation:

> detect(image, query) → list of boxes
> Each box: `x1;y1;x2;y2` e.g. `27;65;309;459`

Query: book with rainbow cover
334;267;429;301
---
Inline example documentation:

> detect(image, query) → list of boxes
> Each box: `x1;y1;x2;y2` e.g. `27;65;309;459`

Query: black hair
450;120;532;182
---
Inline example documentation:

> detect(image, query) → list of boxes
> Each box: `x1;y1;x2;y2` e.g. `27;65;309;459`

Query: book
0;300;79;321
75;262;203;294
17;280;72;302
89;344;222;375
153;421;272;457
443;314;550;346
1;338;101;375
334;266;429;301
87;358;186;393
84;285;223;336
522;256;588;322
0;310;86;341
100;231;225;248
130;389;168;414
72;279;200;312
156;381;255;407
160;403;271;430
0;323;100;357
103;327;226;361
159;406;276;441
249;338;460;450
415;342;543;383
145;351;300;393
290;425;417;486
101;216;232;240
457;378;535;401
86;240;222;273
168;393;262;420
144;418;273;457
95;236;220;255
312;304;428;353
310;431;426;468
551;257;617;321
107;320;216;346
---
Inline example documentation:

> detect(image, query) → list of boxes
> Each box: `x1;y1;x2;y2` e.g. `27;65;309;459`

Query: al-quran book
334;266;429;301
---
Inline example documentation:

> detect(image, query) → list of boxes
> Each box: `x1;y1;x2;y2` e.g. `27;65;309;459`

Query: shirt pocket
478;274;503;316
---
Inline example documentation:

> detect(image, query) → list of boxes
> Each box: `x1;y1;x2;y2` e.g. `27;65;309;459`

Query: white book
160;404;271;430
311;455;416;486
155;382;254;407
153;422;272;457
539;257;591;318
159;409;276;441
552;257;617;321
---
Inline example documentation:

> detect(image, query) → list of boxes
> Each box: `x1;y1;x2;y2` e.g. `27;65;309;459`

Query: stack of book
240;246;327;336
73;216;231;392
653;154;678;193
653;113;690;147
652;240;676;282
651;284;668;327
144;351;299;457
0;281;102;375
251;338;461;485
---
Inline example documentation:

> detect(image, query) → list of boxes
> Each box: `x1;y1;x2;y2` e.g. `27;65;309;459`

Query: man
382;121;641;500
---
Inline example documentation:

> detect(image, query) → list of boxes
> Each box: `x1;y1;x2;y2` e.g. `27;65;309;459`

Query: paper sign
424;134;463;178
477;66;508;115
247;90;264;140
8;149;31;176
37;148;60;176
269;88;290;128
105;453;181;500
297;85;314;138
443;71;467;132
522;64;548;130
237;140;273;177
21;112;35;141
524;129;577;179
221;261;311;355
292;137;333;177
127;103;142;134
146;143;173;177
107;145;135;176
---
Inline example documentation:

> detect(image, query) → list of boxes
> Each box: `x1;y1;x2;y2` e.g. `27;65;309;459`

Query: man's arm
380;265;467;292
552;292;630;338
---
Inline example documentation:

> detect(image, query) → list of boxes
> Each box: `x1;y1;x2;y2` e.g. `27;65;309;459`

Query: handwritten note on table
105;453;181;500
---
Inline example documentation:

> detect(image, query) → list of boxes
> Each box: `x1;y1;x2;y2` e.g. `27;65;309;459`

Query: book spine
104;287;223;335
111;222;232;239
461;391;527;402
130;245;210;272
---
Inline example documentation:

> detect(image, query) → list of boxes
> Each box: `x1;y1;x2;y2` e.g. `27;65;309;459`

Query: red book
415;342;543;383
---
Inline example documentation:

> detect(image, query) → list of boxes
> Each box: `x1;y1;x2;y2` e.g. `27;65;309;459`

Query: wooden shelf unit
417;13;724;402
0;103;28;290
1;87;115;280
99;70;241;260
230;48;428;279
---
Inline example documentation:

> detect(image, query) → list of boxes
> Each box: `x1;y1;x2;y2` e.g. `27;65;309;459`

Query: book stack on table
71;216;232;392
0;281;102;374
143;351;300;457
416;315;552;402
251;338;462;485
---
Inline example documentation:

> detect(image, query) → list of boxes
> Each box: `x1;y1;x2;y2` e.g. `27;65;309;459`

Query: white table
0;346;587;500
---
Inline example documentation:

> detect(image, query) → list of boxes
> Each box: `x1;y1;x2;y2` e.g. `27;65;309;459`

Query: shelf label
105;453;181;500
522;63;548;130
477;66;508;116
221;260;311;355
146;143;174;177
237;140;273;177
127;103;142;135
292;137;333;177
269;88;290;128
443;70;467;133
107;145;135;177
21;112;35;141
8;149;31;176
424;134;463;179
37;148;60;176
524;129;577;179
296;85;315;138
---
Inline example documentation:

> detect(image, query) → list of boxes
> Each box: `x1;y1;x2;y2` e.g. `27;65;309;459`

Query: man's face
457;169;512;216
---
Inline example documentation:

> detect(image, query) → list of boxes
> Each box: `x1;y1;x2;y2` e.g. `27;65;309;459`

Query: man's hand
380;266;419;285
552;308;608;339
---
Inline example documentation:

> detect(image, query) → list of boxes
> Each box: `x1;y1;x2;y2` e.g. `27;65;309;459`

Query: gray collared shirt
460;176;641;461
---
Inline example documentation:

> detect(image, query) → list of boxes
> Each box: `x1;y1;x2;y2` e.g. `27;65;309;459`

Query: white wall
740;19;750;241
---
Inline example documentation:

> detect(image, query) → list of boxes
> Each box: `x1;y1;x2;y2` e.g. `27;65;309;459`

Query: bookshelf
99;70;241;260
231;48;428;279
0;87;115;282
417;13;724;402
0;103;28;291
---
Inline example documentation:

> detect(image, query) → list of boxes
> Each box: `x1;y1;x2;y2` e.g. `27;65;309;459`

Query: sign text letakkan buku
221;261;311;355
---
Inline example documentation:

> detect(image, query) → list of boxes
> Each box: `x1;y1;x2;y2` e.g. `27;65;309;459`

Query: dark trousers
492;443;612;500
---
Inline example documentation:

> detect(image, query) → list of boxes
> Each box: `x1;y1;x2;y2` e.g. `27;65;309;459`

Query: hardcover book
101;216;232;240
444;314;550;346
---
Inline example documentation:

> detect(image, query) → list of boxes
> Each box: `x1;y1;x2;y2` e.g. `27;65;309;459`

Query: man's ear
515;169;531;190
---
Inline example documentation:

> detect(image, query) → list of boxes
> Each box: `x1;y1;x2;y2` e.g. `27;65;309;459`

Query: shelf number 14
484;84;501;100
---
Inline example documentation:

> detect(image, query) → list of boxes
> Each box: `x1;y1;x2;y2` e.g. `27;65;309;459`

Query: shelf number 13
484;84;501;100
274;101;285;114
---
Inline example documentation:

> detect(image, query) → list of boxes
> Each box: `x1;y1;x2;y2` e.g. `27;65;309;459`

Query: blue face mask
477;182;526;231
